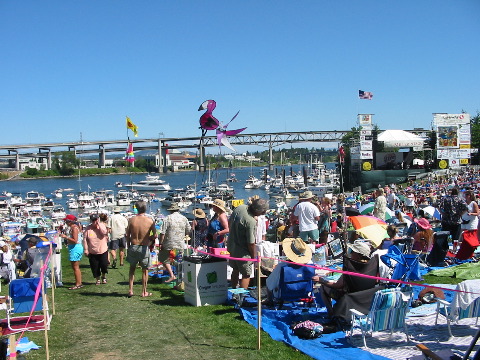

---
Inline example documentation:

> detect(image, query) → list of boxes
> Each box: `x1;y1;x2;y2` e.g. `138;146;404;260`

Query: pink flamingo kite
198;100;246;152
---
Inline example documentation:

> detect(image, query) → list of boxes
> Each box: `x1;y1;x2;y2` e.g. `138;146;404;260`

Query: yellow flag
126;116;138;137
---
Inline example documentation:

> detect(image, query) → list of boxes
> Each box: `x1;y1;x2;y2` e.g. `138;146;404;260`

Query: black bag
290;321;323;339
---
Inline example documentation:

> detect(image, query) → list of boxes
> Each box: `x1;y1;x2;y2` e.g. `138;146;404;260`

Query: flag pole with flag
125;141;135;166
126;116;139;137
359;90;373;100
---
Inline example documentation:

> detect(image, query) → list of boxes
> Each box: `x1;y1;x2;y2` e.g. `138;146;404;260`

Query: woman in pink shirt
83;213;109;285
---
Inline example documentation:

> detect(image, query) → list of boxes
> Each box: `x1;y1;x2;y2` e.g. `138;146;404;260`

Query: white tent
378;130;424;148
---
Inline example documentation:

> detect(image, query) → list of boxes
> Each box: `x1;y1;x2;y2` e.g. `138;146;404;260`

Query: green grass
5;252;311;360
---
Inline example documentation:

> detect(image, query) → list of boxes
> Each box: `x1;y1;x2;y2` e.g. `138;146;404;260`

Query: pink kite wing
224;127;247;136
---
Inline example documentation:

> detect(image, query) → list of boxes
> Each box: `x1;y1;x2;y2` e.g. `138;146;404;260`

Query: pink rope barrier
188;246;480;296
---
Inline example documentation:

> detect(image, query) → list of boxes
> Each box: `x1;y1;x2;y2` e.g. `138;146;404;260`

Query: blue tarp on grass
240;306;390;360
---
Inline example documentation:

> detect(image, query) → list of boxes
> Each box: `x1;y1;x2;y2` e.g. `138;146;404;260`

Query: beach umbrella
419;205;442;220
358;202;394;220
349;215;388;247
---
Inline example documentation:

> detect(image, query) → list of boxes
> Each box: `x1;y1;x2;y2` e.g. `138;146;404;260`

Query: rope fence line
188;246;480;296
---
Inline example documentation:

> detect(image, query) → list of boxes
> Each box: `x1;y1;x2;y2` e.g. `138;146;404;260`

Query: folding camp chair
413;326;480;360
3;277;51;334
273;263;317;310
331;255;381;322
380;245;422;284
426;231;450;266
435;279;480;338
349;286;413;348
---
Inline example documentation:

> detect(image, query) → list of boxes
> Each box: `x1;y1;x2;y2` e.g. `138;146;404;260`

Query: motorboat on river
125;174;171;191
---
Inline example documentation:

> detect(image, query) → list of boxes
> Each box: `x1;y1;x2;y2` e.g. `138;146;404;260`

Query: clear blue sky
1;1;479;151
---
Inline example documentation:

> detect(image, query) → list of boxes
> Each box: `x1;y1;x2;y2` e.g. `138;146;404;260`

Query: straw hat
414;218;432;230
113;206;121;213
193;208;206;219
167;203;180;212
347;241;372;259
299;191;314;200
211;199;226;212
282;238;313;264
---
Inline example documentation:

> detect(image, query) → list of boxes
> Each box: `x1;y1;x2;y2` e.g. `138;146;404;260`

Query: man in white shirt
293;191;321;243
108;207;129;268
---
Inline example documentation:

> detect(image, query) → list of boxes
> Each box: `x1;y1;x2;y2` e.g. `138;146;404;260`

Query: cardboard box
183;257;228;306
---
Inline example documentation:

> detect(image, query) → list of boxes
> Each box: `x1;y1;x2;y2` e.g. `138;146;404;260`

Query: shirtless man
125;201;156;298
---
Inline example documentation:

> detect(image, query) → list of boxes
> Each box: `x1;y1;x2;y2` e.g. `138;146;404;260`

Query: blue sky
1;1;479;152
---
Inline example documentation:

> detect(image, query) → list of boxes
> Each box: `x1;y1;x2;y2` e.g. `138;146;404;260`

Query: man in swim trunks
125;201;156;297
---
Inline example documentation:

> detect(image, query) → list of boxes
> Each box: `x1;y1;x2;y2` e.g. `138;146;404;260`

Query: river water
0;163;336;217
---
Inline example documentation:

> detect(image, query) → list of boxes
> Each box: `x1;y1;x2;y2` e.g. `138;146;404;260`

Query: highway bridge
0;129;430;172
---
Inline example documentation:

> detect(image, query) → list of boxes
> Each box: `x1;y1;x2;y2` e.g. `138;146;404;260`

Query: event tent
378;130;425;148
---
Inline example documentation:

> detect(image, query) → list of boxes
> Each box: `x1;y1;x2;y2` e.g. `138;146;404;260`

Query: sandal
68;285;84;290
102;278;107;284
95;279;101;285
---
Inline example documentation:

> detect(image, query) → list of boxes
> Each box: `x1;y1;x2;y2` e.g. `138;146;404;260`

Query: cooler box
183;256;228;306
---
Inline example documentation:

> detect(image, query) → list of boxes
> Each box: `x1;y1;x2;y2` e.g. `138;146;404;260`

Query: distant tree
471;111;480;164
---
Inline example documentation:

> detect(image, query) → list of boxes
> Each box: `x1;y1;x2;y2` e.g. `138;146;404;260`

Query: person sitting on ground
313;241;373;316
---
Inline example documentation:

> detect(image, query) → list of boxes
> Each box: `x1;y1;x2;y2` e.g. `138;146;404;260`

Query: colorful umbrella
349;215;388;247
419;205;442;220
358;202;394;220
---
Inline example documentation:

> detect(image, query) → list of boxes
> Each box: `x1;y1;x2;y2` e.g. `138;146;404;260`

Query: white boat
77;192;95;209
53;189;63;198
116;190;133;206
25;190;43;213
67;198;79;209
244;175;263;189
50;205;67;220
125;174;171;191
0;195;9;214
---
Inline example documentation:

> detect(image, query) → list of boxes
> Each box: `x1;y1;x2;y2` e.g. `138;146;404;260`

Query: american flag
359;90;373;100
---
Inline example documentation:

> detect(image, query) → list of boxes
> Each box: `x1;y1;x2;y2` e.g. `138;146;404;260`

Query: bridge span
0;130;352;172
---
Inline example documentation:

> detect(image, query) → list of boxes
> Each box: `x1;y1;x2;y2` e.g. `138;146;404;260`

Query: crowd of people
4;167;480;303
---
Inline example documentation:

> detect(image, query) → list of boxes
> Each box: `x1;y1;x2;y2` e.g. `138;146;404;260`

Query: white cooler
183;256;228;306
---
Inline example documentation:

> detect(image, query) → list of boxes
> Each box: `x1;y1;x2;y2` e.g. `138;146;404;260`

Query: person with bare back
125;201;156;298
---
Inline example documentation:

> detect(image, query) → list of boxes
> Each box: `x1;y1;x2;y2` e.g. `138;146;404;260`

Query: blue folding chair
4;277;51;334
381;245;422;283
273;264;317;309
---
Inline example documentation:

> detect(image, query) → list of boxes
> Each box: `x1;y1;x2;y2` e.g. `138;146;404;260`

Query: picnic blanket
428;262;480;279
237;284;478;360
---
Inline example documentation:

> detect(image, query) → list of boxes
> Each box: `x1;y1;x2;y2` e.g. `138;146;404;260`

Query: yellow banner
460;144;471;149
460;159;469;164
231;199;244;208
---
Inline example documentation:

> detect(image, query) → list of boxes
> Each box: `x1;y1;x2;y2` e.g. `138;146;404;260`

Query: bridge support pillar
98;145;105;168
268;142;274;171
47;149;52;170
161;147;168;173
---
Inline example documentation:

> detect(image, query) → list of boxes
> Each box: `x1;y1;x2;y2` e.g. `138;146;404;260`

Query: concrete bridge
0;130;354;172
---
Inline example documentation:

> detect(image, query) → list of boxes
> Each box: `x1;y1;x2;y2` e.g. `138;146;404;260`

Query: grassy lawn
4;251;311;360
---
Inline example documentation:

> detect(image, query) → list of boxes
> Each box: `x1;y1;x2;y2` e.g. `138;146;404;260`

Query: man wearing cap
159;203;191;283
293;191;321;243
228;197;269;289
126;201;157;297
108;207;129;268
